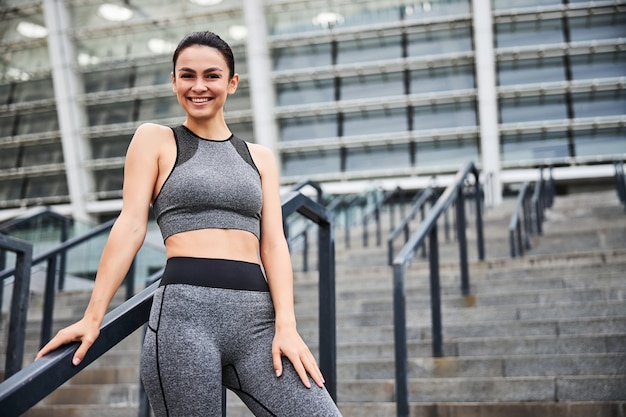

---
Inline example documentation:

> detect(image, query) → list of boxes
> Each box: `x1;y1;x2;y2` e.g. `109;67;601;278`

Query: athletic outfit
140;125;342;417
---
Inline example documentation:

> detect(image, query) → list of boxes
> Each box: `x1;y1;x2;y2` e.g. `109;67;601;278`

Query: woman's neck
183;118;231;141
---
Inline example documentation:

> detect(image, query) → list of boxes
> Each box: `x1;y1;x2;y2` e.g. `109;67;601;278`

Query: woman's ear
171;72;176;92
228;73;240;94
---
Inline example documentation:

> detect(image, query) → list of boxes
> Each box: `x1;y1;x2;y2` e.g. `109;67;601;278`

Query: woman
36;31;343;417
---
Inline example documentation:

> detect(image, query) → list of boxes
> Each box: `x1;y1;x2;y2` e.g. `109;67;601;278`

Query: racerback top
152;125;262;241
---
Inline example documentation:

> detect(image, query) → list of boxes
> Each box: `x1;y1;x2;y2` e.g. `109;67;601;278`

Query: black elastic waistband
159;257;269;292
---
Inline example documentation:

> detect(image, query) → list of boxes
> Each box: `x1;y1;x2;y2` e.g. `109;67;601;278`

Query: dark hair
172;31;235;79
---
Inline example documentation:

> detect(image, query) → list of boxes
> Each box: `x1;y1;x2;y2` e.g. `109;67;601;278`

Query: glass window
499;95;567;123
412;101;477;129
225;84;251;112
569;14;626;43
83;68;133;93
24;175;68;199
3;45;51;79
21;143;64;167
572;90;626;119
341;72;404;101
501;131;570;161
404;0;471;19
337;35;402;66
87;102;135;126
415;138;479;168
276;79;335;106
229;121;255;142
0;114;16;137
495;19;563;48
279;115;337;141
493;0;560;10
346;143;411;172
343;108;408;136
16;110;59;135
137;96;183;121
570;52;626;80
134;62;172;87
0;147;20;169
91;134;131;159
282;149;341;177
497;57;565;86
0;84;11;105
574;127;626;158
411;65;474;93
407;28;473;57
0;179;24;202
13;77;55;103
273;44;332;71
94;168;124;193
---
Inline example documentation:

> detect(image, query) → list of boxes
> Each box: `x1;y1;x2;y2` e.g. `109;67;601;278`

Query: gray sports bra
152;125;262;241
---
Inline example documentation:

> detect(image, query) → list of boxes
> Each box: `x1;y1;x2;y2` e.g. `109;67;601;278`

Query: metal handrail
0;234;33;380
0;208;71;315
284;180;327;272
509;182;533;258
387;188;434;265
0;190;337;417
391;162;485;417
0;218;120;350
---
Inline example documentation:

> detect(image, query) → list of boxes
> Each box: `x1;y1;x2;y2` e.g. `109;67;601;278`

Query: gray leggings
140;258;342;417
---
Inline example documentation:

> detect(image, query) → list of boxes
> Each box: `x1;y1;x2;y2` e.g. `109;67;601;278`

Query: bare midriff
164;228;260;264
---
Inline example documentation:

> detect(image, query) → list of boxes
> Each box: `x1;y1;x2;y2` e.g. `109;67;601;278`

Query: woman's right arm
35;123;165;365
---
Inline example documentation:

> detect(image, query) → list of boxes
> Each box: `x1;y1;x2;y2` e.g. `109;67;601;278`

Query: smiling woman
35;30;343;417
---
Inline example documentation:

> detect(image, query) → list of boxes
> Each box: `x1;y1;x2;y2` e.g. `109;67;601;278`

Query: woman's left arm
249;143;325;389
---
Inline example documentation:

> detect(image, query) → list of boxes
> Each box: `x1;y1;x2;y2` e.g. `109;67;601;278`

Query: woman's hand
272;323;325;389
35;317;101;366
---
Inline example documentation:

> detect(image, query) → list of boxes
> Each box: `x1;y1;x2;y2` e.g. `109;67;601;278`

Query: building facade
1;0;624;221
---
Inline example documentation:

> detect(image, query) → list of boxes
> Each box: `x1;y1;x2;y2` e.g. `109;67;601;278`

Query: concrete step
336;401;626;417
25;374;626;407
298;316;626;343
336;353;626;379
330;334;626;360
295;300;626;329
338;375;626;402
23;400;626;417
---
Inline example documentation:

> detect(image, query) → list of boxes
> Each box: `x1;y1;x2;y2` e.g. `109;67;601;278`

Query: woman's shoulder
130;123;175;147
134;122;174;138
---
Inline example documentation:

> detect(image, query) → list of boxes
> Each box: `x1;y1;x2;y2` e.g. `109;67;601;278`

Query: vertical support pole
393;263;409;417
456;192;470;296
57;217;69;291
3;237;33;379
474;176;485;261
318;219;337;401
429;223;443;357
41;256;58;348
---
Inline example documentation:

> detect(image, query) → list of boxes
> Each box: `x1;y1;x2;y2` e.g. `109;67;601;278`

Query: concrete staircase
2;189;625;416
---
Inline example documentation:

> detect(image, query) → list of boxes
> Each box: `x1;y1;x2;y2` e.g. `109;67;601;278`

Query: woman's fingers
35;321;99;366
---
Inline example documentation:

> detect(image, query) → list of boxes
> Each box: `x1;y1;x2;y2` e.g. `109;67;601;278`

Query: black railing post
523;192;532;250
57;217;70;291
392;262;409;417
474;183;485;261
0;235;33;379
455;190;470;296
375;207;381;246
41;255;58;348
429;222;443;357
318;215;337;401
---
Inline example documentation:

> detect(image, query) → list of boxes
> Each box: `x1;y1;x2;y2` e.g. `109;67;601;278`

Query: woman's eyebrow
177;67;223;73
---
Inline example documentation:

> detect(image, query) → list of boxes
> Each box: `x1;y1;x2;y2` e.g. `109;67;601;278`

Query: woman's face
171;44;239;122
